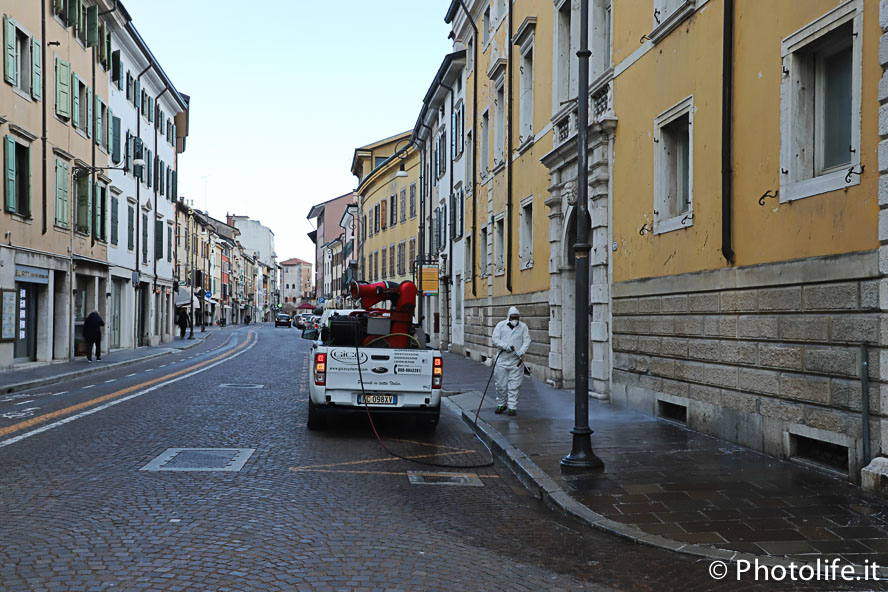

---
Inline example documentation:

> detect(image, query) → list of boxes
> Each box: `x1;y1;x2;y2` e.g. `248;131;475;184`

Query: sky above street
124;1;454;266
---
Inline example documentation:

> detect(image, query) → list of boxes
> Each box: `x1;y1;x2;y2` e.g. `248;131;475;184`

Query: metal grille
407;471;484;487
140;448;255;472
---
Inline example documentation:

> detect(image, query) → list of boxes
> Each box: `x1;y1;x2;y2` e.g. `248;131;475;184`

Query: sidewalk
441;352;888;572
0;329;219;395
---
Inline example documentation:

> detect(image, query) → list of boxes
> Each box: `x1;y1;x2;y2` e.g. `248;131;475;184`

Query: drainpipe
721;0;735;264
456;0;478;297
40;0;47;235
505;0;513;293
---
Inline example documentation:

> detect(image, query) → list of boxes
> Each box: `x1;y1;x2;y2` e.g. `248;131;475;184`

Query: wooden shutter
31;38;41;100
95;182;103;239
3;16;15;85
4;135;16;213
55;159;68;226
86;5;98;47
111;196;118;244
86;86;92;137
55;58;71;118
132;78;139;107
71;72;79;127
67;0;80;30
126;70;132;99
171;170;177;200
155;219;163;259
381;200;387;230
86;177;92;235
127;205;134;250
94;96;102;145
111;117;120;164
103;27;111;71
147;150;152;188
111;50;121;88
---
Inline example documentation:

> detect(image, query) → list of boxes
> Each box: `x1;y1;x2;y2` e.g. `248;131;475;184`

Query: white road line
82;385;95;389
13;400;34;406
0;333;252;449
105;379;116;383
52;392;68;396
126;373;137;377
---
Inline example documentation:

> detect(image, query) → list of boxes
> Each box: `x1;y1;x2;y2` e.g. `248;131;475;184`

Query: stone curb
442;393;888;576
1;334;211;396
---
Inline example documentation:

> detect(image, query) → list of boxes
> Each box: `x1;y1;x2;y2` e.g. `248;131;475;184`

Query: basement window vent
790;434;849;476
657;400;687;425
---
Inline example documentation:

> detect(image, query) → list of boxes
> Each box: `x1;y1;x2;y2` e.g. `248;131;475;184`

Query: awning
175;288;199;308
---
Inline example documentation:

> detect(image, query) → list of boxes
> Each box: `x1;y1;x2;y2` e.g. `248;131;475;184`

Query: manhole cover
140;448;255;472
219;384;265;389
407;471;484;487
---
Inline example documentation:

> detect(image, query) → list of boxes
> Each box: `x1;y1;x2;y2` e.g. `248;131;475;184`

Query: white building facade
106;12;186;348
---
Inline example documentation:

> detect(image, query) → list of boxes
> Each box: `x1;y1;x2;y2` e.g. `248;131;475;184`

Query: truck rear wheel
307;400;326;430
417;410;440;432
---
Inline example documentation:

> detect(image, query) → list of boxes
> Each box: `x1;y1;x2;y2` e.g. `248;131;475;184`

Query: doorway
13;283;37;362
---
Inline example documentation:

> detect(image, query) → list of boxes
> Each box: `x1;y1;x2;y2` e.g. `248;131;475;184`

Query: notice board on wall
0;289;15;342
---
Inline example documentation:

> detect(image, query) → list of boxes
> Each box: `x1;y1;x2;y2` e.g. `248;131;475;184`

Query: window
391;194;397;226
142;213;148;263
52;0;71;25
362;215;367;241
453;102;465;159
389;245;395;277
480;111;489;177
435;129;447;179
467;38;474;72
465;236;472;275
168;227;173;262
494;215;505;274
654;96;693;234
155;219;163;260
409;183;417;218
374;250;379;280
650;0;697;43
494;83;504;165
74;173;90;233
450;187;464;240
409;238;416;274
480;226;489;276
127;204;134;250
398;242;406;275
95;184;106;241
4;17;40;101
381;248;387;279
400;189;407;223
73;75;90;132
465;130;472;188
455;274;462;322
109;195;118;244
519;47;534;143
483;5;491;45
556;1;573;106
519;197;533;270
374;203;380;233
381;199;387;230
54;158;69;227
4;136;30;216
780;2;861;203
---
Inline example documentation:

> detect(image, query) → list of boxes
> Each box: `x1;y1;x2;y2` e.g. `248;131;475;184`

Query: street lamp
73;158;145;179
561;0;603;470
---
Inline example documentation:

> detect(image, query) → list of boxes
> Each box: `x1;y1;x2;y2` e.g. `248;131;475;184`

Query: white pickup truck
301;311;443;431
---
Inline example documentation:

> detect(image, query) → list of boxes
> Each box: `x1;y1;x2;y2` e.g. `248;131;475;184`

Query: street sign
319;297;325;304
205;291;212;299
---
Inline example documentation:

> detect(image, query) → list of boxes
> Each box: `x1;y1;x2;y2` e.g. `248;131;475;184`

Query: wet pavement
442;351;888;569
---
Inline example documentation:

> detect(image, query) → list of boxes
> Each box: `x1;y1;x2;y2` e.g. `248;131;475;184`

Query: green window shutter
4;16;16;85
147;149;152;188
111;195;118;245
71;72;79;127
86;5;98;47
171;170;177;201
133;78;139;107
167;227;172;262
86;86;92;137
55;58;71;118
155;219;163;259
125;70;132;99
104;29;112;72
55;159;66;226
67;0;79;30
105;107;111;150
94;182;102;239
127;205;134;250
31;38;41;100
4;135;16;213
124;131;131;173
111;116;121;164
111;50;120;87
147;96;153;123
86;177;92;235
94;96;102;145
75;177;87;232
159;161;164;195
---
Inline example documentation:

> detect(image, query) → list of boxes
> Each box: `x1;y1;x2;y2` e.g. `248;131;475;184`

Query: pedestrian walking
492;306;531;416
83;310;105;362
177;309;190;339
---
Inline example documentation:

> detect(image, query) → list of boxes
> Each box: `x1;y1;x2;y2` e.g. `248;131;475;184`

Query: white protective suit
492;306;531;411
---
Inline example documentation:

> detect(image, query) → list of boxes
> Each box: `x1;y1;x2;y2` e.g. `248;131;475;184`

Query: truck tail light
432;356;442;389
314;352;327;386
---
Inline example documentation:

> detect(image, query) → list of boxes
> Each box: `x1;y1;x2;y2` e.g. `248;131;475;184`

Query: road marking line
126;373;137;377
0;333;253;447
52;391;68;396
104;379;116;383
83;385;95;389
289;450;477;472
13;400;34;405
290;468;501;478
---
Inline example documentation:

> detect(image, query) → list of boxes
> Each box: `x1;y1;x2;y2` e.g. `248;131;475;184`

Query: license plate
357;394;397;405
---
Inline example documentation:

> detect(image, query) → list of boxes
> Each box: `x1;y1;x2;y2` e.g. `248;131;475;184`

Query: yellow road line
0;332;255;438
289;449;478;471
387;438;469;451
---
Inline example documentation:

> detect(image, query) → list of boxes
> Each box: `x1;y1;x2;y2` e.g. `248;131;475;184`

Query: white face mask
508;320;517;328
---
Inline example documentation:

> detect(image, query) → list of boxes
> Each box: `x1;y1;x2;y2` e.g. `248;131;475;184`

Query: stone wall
462;291;552;381
611;251;881;482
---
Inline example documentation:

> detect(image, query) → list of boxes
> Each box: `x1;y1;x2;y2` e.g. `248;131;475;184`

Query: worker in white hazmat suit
492;306;531;416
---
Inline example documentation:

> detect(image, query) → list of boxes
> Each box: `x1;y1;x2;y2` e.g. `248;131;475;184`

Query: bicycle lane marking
0;332;257;449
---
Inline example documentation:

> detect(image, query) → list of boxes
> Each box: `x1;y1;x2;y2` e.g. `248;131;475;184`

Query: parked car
294;316;305;329
275;313;291;328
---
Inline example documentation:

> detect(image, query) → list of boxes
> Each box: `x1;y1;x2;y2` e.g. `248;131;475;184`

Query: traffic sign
205;291;212;299
319;297;326;304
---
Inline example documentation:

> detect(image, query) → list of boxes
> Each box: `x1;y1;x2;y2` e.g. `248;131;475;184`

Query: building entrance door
13;283;37;362
110;281;122;349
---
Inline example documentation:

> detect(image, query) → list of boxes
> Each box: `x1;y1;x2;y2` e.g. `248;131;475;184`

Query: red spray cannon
349;280;419;348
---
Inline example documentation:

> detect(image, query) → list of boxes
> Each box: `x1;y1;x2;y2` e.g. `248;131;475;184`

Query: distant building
280;258;312;304
307;192;356;302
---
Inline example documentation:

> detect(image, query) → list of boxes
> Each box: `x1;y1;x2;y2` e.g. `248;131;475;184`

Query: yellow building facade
609;0;882;482
446;0;561;384
353;131;421;302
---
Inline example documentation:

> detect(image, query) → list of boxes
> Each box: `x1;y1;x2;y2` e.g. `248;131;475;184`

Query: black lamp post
562;0;603;470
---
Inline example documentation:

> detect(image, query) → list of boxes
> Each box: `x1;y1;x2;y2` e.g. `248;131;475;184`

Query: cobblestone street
0;325;883;591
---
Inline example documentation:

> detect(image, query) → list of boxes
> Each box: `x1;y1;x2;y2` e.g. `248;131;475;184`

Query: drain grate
407;471;484;487
219;384;265;389
140;448;255;472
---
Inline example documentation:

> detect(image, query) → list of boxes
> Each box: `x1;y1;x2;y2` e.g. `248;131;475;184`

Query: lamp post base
561;429;604;470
